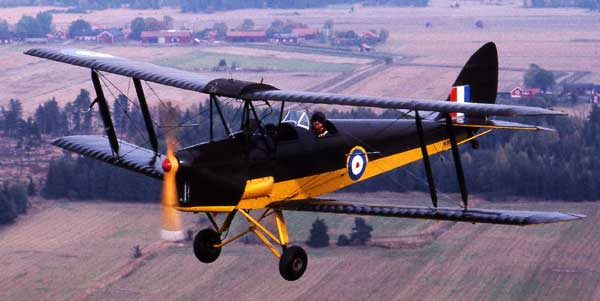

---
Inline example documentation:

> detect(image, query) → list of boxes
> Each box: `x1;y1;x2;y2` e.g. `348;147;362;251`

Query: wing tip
526;212;586;225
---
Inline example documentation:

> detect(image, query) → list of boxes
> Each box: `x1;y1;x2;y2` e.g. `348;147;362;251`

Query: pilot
310;111;329;138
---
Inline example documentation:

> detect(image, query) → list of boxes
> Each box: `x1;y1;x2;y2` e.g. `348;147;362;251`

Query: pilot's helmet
310;111;326;124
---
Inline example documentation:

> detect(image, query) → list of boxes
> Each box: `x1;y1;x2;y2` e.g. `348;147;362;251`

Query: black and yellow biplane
26;42;584;281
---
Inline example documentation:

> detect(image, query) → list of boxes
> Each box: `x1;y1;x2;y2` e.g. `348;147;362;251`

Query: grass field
0;193;596;300
155;50;358;73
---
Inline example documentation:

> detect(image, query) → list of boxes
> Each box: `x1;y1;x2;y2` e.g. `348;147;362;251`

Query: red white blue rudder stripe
449;85;470;119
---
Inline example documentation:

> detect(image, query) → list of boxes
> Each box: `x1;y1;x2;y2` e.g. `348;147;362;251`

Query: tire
278;245;308;281
193;228;222;263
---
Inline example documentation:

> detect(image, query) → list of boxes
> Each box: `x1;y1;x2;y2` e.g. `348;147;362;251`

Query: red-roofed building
226;30;267;43
511;86;541;99
361;31;378;39
141;30;192;44
97;29;125;44
291;28;319;40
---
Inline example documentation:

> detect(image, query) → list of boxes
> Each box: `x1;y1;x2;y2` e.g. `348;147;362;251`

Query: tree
112;94;129;132
74;89;92;133
349;217;373;245
583;104;600;149
0;186;18;224
212;22;228;38
16;16;42;38
68;19;92;38
306;218;330;248
27;177;36;196
240;19;255;31
8;184;28;215
144;17;162;31
130;17;145;40
36;11;53;35
524;64;555;91
159;15;173;29
0;19;9;34
34;98;61;135
2;99;23;137
337;234;349;246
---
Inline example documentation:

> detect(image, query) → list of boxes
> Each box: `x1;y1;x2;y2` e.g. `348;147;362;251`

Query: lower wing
269;199;584;226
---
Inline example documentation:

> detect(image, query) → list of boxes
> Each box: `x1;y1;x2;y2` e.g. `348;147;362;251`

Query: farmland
2;1;600;111
1;1;600;299
0;193;597;300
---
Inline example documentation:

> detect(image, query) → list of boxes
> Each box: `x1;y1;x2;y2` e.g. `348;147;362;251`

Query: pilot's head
310;111;326;134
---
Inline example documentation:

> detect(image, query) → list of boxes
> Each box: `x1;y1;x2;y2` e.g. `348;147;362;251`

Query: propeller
160;134;185;241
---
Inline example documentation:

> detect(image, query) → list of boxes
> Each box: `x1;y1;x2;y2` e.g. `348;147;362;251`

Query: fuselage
175;118;482;210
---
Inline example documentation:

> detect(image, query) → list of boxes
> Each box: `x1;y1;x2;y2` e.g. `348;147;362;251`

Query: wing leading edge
53;135;164;179
270;200;584;226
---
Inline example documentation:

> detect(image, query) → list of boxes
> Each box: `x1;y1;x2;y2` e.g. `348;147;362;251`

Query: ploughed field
0;193;597;300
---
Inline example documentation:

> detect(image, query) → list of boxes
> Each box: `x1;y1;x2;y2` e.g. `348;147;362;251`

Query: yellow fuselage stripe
235;130;491;209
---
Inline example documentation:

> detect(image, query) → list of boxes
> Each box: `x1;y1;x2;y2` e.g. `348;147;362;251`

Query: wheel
193;228;221;263
278;245;308;281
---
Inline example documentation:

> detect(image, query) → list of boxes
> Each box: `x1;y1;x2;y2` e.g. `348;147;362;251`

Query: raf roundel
347;146;368;181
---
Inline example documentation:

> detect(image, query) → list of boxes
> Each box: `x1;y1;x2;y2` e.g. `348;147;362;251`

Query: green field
155;50;358;73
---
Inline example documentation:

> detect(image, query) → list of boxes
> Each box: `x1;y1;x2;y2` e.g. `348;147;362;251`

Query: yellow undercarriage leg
274;210;289;246
237;209;292;259
252;228;281;258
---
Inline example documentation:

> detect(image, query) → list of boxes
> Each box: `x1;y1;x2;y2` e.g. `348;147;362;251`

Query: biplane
25;42;584;281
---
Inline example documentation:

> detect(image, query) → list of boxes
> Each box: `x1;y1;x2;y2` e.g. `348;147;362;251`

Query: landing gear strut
193;209;308;281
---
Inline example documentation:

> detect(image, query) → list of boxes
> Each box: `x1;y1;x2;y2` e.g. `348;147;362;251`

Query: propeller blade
160;135;184;241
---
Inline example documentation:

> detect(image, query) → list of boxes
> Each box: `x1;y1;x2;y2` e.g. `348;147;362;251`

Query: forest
2;88;598;206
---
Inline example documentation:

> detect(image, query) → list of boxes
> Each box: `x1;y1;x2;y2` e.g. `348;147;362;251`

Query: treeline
40;94;248;201
0;183;31;224
35;93;600;202
4;91;600;202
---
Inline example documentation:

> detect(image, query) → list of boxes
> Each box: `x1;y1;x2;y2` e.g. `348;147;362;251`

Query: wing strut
415;111;438;208
91;70;119;157
210;94;232;137
133;78;159;154
444;113;469;210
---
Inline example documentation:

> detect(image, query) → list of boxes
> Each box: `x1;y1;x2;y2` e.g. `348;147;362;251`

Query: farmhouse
96;29;125;44
141;30;193;44
291;28;319;40
511;86;541;99
226;30;267;43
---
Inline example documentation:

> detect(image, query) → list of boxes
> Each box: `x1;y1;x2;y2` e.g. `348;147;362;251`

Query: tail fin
450;42;498;104
437;42;499;120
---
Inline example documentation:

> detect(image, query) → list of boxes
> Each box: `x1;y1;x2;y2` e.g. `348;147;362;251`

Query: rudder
449;42;498;105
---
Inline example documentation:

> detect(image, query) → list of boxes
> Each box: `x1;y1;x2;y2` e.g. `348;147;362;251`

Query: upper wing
269;199;584;226
242;90;562;117
25;48;562;117
53;135;164;179
25;48;212;92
